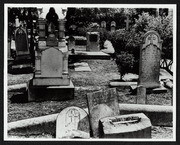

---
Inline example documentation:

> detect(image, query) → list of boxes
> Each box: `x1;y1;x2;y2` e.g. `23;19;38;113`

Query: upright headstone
110;21;116;32
138;30;162;88
87;88;120;137
56;106;90;139
101;21;106;29
68;36;75;51
14;27;30;58
86;32;100;52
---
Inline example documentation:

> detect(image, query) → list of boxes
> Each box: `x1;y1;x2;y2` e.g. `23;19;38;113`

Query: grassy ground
8;59;172;122
7;59;173;139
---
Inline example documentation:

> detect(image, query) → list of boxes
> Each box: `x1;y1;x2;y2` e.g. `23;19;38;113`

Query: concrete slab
69;51;111;60
109;82;137;88
74;62;91;72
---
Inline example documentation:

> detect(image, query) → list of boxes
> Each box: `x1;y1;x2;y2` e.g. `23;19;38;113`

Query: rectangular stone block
86;32;100;52
99;113;151;138
32;77;70;86
28;79;74;102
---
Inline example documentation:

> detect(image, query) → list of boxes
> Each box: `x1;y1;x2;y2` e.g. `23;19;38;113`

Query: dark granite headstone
86;32;100;52
14;27;29;56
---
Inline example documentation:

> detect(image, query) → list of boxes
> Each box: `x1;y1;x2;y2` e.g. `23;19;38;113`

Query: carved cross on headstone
147;34;156;44
66;108;80;127
125;15;131;31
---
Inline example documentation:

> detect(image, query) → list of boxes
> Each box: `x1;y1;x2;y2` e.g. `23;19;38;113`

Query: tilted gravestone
86;32;100;52
86;88;120;137
14;27;30;58
138;30;162;89
56;106;90;139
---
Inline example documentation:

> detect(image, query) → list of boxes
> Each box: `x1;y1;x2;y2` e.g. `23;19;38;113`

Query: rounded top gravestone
56;106;90;139
139;30;163;89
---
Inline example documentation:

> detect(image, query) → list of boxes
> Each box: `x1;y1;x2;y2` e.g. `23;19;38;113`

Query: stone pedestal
28;17;74;101
99;113;151;138
28;79;74;102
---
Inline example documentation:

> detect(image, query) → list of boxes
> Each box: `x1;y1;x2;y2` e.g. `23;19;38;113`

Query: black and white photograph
4;3;176;141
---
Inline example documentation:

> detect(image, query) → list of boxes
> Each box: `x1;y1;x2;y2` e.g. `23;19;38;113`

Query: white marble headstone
56;106;90;139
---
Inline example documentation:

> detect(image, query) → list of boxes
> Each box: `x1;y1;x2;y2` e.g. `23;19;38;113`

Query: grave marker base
99;113;151;138
28;79;74;102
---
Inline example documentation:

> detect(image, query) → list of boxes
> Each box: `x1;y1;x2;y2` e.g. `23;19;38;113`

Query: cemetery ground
7;59;173;139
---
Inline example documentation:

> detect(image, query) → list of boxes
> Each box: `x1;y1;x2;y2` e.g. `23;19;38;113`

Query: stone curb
8;104;173;131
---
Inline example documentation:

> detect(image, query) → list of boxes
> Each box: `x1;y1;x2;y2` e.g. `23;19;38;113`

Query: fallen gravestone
138;30;162;89
99;113;151;138
56;106;90;139
87;88;120;137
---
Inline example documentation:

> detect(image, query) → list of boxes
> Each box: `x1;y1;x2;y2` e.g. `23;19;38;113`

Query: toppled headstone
87;88;120;137
99;113;151;138
56;106;90;139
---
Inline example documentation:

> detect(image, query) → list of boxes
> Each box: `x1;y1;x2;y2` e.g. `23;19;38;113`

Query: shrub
116;51;135;79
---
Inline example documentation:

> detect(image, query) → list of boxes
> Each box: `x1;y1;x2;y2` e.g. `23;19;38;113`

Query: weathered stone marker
14;26;30;59
86;88;120;137
56;106;90;139
110;21;116;32
99;113;151;138
138;30;162;89
101;21;106;29
86;32;100;52
137;85;146;104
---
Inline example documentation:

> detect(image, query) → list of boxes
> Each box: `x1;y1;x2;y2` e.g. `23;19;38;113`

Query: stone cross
125;15;131;31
